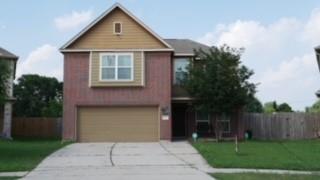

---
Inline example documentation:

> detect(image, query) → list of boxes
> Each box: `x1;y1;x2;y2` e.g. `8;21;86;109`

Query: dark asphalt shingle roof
0;47;18;59
164;39;211;55
315;45;320;52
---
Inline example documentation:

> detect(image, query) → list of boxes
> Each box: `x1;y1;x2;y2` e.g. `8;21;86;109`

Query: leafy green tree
245;96;263;113
41;99;63;117
277;103;293;112
263;101;277;113
264;101;293;113
306;100;320;113
13;74;63;117
181;46;256;138
0;60;10;105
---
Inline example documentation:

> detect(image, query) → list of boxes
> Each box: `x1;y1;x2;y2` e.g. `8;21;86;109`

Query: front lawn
193;140;320;170
0;177;21;180
211;173;320;180
0;138;70;172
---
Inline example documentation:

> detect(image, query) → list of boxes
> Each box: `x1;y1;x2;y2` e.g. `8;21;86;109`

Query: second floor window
100;53;133;81
174;58;189;85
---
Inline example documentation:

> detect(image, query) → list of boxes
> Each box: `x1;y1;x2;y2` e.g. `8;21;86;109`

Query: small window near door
114;22;122;35
217;114;231;133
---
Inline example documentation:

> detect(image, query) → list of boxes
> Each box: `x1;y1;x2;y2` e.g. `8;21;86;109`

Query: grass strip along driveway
193;140;320;171
0;177;21;180
211;173;320;180
0;138;69;172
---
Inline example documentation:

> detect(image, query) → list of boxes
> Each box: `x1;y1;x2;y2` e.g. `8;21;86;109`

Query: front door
172;104;187;139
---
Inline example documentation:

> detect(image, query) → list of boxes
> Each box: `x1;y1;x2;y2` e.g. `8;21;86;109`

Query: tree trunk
2;102;12;139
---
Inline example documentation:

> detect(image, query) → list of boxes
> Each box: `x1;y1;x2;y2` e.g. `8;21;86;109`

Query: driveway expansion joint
159;142;196;168
109;143;116;166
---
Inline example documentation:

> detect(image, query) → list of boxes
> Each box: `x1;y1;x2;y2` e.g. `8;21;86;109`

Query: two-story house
0;47;18;139
60;3;242;142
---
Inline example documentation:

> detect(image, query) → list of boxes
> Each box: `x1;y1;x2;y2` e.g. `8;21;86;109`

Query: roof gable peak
60;3;172;50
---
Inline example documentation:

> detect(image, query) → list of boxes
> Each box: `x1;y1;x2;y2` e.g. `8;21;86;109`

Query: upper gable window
113;22;122;35
100;53;133;81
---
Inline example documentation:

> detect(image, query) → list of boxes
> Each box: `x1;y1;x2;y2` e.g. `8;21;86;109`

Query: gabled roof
60;3;172;50
0;47;18;60
164;39;211;56
315;45;320;71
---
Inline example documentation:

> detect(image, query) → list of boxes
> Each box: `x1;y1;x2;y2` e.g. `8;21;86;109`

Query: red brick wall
63;52;172;141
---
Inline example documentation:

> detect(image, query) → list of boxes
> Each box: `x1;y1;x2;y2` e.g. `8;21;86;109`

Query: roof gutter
60;48;174;53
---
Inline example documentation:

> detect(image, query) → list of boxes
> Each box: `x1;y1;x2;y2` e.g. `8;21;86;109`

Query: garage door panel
78;106;159;142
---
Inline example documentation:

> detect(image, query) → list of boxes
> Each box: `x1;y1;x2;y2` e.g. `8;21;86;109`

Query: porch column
2;102;12;139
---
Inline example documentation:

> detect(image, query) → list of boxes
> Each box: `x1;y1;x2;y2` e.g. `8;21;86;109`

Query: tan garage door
77;106;159;142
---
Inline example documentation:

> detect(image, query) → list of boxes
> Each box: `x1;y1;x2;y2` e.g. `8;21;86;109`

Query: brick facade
63;52;172;141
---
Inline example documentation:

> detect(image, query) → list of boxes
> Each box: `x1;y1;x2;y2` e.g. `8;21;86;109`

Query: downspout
315;48;320;98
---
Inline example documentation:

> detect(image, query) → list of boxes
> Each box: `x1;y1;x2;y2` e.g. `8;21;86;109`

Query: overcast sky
1;0;320;110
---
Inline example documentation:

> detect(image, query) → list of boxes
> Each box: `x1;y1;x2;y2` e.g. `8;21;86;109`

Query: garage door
77;106;159;142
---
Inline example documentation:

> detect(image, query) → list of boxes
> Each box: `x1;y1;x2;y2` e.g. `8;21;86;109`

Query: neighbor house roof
164;39;211;56
60;3;173;50
316;89;320;98
315;46;320;72
0;47;18;60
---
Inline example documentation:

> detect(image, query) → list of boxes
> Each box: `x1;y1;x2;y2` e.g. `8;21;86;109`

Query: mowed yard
193;140;320;171
211;173;320;180
0;139;69;172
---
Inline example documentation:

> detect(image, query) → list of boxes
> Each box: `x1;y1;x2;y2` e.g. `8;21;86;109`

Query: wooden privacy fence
12;117;62;138
242;113;320;140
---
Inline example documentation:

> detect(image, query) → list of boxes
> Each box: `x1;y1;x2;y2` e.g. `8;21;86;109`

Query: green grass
211;173;320;180
0;138;70;172
193;140;320;170
0;177;21;180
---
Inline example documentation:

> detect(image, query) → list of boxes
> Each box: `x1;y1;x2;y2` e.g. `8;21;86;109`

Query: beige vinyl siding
68;8;167;49
90;51;143;87
77;106;159;142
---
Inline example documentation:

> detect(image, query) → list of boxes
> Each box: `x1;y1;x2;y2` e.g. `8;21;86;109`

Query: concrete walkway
207;168;320;175
0;171;28;177
22;141;214;180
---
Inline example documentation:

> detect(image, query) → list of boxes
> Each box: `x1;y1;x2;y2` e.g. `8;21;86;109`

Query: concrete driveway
22;141;214;180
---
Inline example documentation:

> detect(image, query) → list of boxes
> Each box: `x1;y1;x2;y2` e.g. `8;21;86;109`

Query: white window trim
113;22;122;35
99;52;134;82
